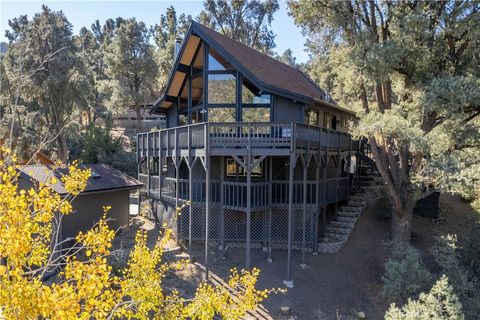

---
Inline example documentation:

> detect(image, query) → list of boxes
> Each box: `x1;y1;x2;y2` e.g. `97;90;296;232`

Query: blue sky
0;0;310;63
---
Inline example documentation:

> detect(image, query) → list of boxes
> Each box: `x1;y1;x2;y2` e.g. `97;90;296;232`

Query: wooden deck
137;121;353;158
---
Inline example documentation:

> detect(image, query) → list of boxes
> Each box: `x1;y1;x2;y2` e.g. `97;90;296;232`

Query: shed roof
19;163;143;195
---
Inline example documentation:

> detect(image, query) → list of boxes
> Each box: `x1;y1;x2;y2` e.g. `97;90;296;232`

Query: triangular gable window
208;48;232;70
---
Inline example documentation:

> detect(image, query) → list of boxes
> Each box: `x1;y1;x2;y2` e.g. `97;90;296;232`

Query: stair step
324;233;349;241
348;200;367;207
317;240;345;253
326;226;351;234
330;220;355;229
337;216;358;223
337;211;361;218
340;206;363;212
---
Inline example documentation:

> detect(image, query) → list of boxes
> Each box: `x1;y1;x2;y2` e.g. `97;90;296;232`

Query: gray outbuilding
18;163;143;244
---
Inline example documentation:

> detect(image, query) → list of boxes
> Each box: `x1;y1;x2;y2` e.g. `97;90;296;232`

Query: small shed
18;163;143;243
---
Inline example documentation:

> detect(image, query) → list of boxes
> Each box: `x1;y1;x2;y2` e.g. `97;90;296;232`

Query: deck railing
151;177;349;209
137;122;352;156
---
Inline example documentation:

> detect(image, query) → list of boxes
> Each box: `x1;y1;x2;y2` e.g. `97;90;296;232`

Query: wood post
204;123;210;281
219;157;225;250
285;150;295;287
301;156;307;268
246;123;252;270
268;156;273;262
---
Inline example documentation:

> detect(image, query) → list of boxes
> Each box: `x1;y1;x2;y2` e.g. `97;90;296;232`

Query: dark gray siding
62;190;130;241
274;96;304;122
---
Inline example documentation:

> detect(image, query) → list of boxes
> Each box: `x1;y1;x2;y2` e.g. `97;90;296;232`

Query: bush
385;275;464;320
76;124;137;177
430;234;480;319
382;241;433;303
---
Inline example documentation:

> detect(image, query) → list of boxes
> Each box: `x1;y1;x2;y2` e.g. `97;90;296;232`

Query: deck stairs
317;168;383;253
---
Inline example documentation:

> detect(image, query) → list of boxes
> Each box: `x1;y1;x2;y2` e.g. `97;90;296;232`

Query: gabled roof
19;163;143;195
152;21;353;115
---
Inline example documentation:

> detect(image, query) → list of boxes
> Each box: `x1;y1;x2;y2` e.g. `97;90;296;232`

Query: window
305;109;319;126
242;107;270;122
226;158;262;177
208;48;232;70
332;115;337;130
208;74;236;104
324;112;331;129
242;84;271;105
208;107;236;122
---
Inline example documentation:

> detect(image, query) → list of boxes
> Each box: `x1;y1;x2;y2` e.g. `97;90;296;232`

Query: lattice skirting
176;202;319;251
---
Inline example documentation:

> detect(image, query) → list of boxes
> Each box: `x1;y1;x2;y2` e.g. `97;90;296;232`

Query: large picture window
242;84;271;104
208;107;236;122
208;74;236;104
242;107;270;122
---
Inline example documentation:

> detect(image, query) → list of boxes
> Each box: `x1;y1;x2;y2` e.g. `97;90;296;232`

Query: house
136;22;360;285
18;163;143;245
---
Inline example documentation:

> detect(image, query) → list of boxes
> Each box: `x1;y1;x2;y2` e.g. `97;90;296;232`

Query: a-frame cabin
137;21;359;285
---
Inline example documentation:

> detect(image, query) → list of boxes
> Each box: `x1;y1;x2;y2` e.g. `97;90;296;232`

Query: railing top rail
136;121;351;139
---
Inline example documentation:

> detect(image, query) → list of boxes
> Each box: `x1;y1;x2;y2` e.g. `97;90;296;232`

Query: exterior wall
62;190;130;241
167;104;178;128
317;105;354;133
274;96;304;122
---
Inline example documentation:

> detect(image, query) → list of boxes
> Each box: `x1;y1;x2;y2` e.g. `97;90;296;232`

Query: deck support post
335;134;340;216
267;156;273;263
284;144;295;288
187;127;193;258
204;123;210;281
301;154;308;269
219;157;225;250
246;124;252;270
323;131;330;236
188;161;193;257
347;138;352;200
314;158;320;254
174;129;180;244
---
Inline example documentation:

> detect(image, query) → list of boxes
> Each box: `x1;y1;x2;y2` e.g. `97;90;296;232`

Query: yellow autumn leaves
0;149;273;319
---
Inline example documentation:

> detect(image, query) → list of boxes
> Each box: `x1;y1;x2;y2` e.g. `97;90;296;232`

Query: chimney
174;37;182;60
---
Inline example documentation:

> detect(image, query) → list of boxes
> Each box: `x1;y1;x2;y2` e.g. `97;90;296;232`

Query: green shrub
382;241;433;303
76;124;137;177
431;234;480;320
385;275;464;320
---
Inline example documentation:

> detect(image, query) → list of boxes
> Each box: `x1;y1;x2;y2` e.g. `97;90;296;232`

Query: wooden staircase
317;171;383;253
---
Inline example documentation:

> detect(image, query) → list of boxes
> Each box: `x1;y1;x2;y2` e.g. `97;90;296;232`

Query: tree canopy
289;0;480;241
198;0;280;54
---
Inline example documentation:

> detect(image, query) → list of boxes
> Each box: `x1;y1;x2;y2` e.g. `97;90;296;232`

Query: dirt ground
111;193;479;320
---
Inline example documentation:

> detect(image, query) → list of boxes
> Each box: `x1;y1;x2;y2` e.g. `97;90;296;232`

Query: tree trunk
391;195;414;242
56;133;68;162
135;105;142;133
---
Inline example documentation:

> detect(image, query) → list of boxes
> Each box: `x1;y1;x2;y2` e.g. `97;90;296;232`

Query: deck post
146;133;150;197
204;123;210;281
219;157;225;250
284;122;295;288
246;123;252;270
187;126;193;258
323;131;329;236
335;133;340;215
267;156;273;263
314;154;320;254
301;153;308;269
174;129;180;243
347;137;352;200
159;131;163;199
